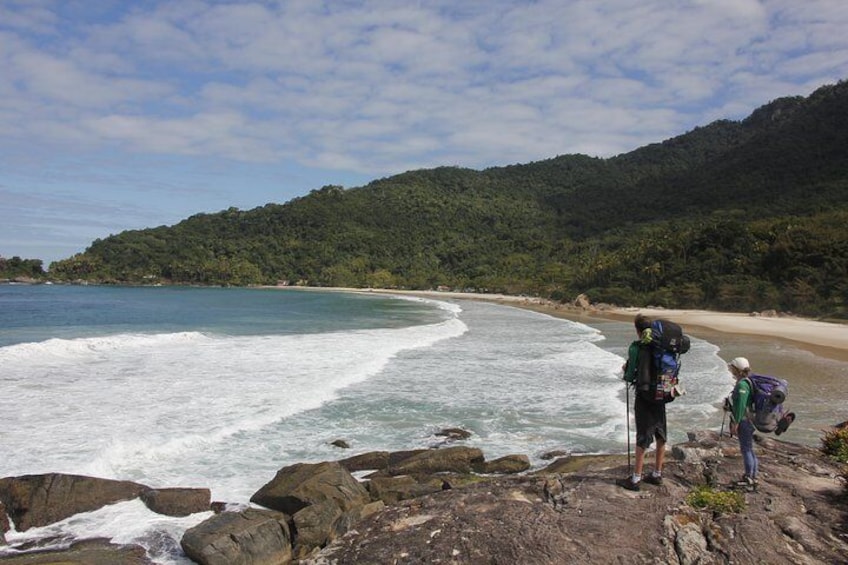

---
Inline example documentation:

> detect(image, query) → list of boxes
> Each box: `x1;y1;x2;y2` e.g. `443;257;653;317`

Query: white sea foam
0;316;468;482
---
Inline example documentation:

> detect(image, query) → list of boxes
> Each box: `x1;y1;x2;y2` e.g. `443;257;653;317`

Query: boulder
337;451;390;473
181;508;291;565
140;487;211;517
671;443;723;465
0;474;147;531
291;500;343;559
387;449;429;468
1;500;8;546
367;475;443;505
0;538;151;564
387;446;485;476
250;461;370;516
475;454;530;474
434;428;472;441
539;449;570;460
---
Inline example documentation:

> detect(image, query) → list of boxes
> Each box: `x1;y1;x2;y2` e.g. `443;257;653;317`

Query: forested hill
50;80;848;317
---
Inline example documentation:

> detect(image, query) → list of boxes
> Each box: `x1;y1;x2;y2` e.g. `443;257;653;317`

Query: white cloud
2;0;848;263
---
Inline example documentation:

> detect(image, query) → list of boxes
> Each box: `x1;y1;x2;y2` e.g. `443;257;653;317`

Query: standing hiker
727;357;758;490
619;314;666;491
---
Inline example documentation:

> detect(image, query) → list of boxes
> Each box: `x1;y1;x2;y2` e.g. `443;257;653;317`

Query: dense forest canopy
8;80;848;318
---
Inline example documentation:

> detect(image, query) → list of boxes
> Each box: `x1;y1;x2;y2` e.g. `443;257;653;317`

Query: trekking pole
719;409;726;448
626;383;632;474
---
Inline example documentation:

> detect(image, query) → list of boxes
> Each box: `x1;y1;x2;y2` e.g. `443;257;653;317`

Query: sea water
0;285;842;563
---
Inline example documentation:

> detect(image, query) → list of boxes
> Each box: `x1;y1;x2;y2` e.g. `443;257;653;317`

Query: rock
140;487;211;517
181;508;291;565
475;454;531;474
292;500;343;559
366;475;443;505
337;451;390;473
387;446;485;476
671;443;723;464
386;449;429;468
434;427;472;441
538;453;625;474
0;538;151;564
1;500;8;546
685;429;721;446
573;293;591;309
0;473;147;531
539;449;570;460
330;439;350;449
250;461;370;516
306;437;848;564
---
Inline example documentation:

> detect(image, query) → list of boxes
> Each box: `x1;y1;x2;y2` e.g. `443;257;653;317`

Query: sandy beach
344;288;848;361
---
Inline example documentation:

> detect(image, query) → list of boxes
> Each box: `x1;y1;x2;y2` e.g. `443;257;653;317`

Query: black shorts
635;393;667;449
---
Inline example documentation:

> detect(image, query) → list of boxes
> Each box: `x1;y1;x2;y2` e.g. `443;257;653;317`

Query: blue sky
2;1;848;267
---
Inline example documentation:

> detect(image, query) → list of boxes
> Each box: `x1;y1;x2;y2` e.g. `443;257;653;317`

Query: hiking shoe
775;412;796;436
617;477;640;491
643;474;663;486
734;475;758;491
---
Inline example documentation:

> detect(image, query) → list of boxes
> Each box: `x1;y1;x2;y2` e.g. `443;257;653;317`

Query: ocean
1;284;843;563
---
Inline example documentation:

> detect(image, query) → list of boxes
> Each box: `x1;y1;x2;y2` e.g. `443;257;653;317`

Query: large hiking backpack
743;373;789;433
643;319;691;402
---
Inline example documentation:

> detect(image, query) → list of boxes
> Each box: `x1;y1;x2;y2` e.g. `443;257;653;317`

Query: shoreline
276;287;848;362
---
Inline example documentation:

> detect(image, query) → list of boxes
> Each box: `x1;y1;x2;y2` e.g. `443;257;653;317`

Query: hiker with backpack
725;357;796;490
727;357;759;490
619;314;689;491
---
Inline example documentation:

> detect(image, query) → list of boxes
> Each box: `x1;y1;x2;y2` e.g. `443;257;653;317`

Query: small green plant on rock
820;426;848;495
686;486;746;514
820;426;848;464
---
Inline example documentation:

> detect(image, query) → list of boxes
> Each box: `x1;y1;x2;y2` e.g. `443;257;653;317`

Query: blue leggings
738;420;758;479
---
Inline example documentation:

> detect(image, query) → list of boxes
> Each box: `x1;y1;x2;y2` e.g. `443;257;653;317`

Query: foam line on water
0;315;468;480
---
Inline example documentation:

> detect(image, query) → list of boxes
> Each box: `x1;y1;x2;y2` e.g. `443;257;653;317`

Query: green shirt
731;378;752;423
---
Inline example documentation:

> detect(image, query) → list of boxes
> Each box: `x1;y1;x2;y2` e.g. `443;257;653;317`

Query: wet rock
140;487;211;517
0;500;8;546
250;461;370;516
475;454;530;474
0;538;151;564
181;508;291;565
337;451;390;473
387;446;484;476
330;439;350;449
540;449;570;460
0;474;147;531
434;427;472;441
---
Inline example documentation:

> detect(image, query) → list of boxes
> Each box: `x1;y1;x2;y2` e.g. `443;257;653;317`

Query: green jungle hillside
47;80;848;318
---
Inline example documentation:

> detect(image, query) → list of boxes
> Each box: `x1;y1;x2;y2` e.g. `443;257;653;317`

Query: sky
2;1;848;267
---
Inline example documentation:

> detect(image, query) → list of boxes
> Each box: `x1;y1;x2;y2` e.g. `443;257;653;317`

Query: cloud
5;0;848;174
2;0;848;263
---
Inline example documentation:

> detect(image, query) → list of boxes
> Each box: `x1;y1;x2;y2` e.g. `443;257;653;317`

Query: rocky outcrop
248;461;372;559
3;433;847;564
0;501;8;546
475;454;531;474
0;538;151;564
140;487;211;517
337;451;390;472
0;474;147;531
386;446;484;476
250;461;370;516
304;434;848;564
180;508;291;565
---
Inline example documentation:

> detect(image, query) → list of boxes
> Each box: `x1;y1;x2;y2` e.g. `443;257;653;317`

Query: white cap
729;357;750;371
